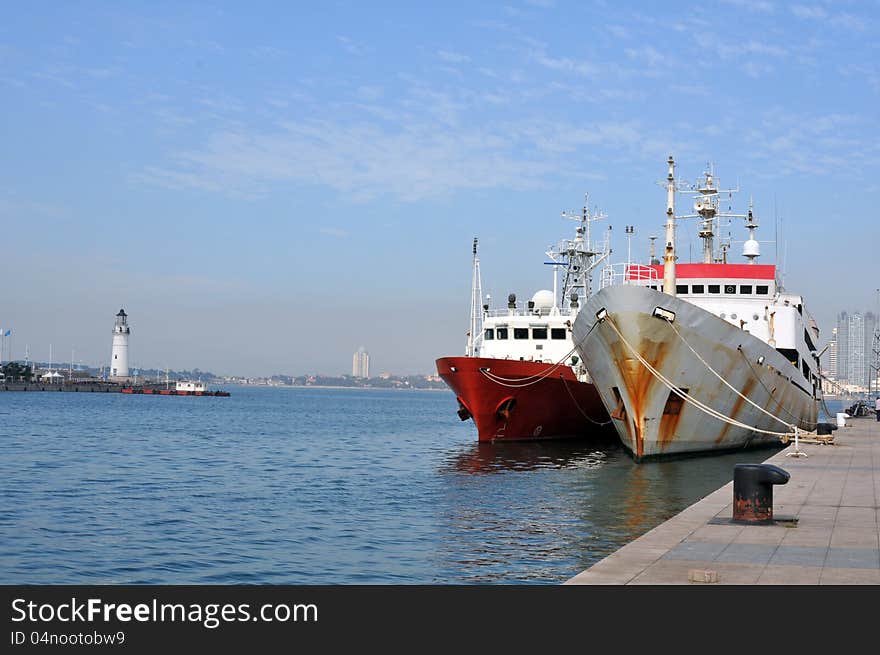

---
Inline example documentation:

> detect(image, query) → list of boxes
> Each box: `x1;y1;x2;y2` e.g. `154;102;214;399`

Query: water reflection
442;438;618;475
436;439;788;583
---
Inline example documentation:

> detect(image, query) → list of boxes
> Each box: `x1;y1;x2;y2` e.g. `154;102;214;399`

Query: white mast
466;238;483;357
742;199;760;264
663;155;677;296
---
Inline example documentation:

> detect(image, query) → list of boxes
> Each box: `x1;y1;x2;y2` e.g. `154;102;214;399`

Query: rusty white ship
572;157;819;460
436;197;612;442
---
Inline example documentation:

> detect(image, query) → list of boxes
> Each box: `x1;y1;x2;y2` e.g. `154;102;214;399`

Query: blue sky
1;1;878;376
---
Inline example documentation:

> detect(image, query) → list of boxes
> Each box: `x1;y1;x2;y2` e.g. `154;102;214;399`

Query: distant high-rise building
837;312;849;383
824;327;838;380
352;347;370;378
835;311;877;389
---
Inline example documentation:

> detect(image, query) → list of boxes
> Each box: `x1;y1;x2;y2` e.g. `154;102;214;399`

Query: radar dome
743;239;760;259
531;289;555;314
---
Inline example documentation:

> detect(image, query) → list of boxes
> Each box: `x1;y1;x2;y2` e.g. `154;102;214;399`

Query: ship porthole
533;425;543;437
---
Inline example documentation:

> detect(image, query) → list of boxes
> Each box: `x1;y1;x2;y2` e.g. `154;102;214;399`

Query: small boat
121;379;230;397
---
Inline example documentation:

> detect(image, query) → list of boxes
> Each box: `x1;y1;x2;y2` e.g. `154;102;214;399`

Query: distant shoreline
227;384;447;392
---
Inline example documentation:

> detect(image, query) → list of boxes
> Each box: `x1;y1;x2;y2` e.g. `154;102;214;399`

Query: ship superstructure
572;158;819;459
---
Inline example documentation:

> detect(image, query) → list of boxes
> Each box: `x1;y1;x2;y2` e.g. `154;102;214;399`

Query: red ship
436;355;609;442
437;197;613;442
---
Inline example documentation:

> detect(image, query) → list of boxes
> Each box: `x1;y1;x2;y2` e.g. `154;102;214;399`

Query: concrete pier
0;381;123;392
566;417;880;584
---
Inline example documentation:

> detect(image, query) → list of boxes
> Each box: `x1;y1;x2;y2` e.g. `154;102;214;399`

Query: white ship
571;157;819;460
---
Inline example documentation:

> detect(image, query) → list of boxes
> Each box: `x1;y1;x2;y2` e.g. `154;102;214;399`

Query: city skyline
1;3;878;376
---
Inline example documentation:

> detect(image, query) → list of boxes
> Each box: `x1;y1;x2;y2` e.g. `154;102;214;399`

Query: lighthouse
110;308;130;379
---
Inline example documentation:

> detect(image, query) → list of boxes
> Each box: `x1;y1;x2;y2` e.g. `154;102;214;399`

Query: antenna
554;192;610;304
774;195;778;266
663;155;677;295
648;235;659;265
625;225;635;267
781;234;788;291
466;237;483;357
674;162;742;264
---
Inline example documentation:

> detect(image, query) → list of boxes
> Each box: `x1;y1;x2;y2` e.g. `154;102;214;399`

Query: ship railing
481;306;574;319
600;262;660;289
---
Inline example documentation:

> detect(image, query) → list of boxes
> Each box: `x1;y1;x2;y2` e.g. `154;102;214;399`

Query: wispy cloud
743;110;875;174
437;50;470;64
532;50;599;77
337;35;368;56
319;227;349;238
790;4;826;20
790;4;866;30
139;114;651;202
721;0;775;12
624;46;670;68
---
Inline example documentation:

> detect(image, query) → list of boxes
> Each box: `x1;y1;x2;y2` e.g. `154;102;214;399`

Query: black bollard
732;463;790;524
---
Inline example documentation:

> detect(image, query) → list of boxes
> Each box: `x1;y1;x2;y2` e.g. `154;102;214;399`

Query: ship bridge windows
756;285;769;295
724;284;736;294
496;328;508;340
676;284;688;295
484;328;494;340
551;328;567;340
531;328;548;340
691;284;705;294
740;285;753;294
513;328;529;340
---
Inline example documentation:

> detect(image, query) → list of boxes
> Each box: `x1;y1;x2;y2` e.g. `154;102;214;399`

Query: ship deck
565;417;880;584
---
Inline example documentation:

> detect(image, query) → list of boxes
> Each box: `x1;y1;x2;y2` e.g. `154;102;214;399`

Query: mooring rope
666;320;795;430
600;316;796;439
561;375;613;426
737;349;820;429
478;343;580;388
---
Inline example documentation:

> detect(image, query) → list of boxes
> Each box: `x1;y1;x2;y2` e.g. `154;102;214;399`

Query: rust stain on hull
609;330;667;460
658;398;684;449
715;377;756;445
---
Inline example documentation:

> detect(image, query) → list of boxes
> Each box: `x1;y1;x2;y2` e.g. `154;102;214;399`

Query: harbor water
1;387;836;584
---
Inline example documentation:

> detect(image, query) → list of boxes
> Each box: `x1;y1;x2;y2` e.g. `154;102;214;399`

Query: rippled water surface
1;387;812;584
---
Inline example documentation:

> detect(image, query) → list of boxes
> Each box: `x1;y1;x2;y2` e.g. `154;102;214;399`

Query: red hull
436;356;611;442
120;387;230;397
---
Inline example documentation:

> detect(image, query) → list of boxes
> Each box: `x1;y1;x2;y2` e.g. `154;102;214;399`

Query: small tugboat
436;196;613;442
122;379;230;397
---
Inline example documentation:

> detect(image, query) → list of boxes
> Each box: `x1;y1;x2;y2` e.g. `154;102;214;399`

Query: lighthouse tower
110;308;130;379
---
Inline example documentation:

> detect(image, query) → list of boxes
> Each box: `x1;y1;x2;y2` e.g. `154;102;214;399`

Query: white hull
572;285;818;459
